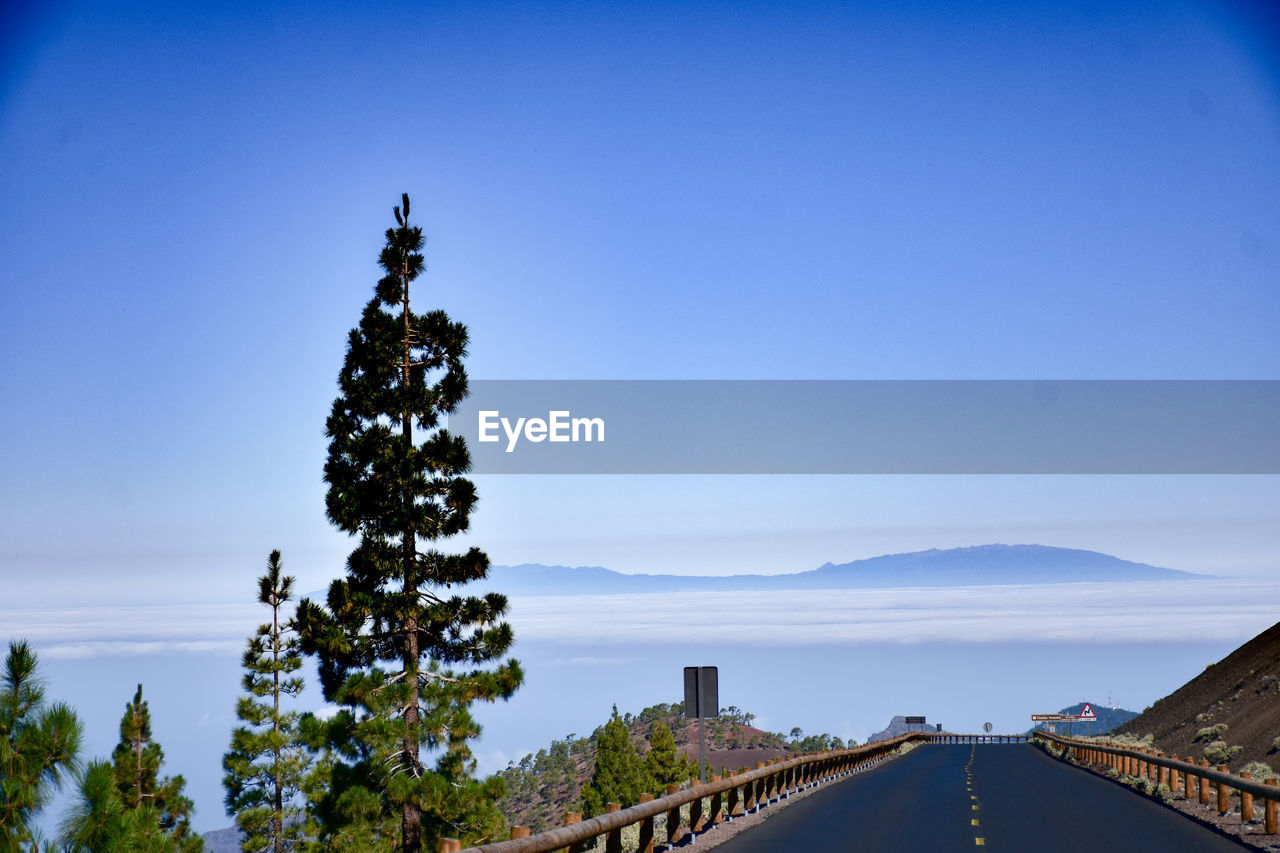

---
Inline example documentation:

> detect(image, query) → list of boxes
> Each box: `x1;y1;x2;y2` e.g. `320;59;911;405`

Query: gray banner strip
447;380;1280;474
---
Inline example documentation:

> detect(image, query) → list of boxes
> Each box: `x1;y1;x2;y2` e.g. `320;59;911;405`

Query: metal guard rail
1033;729;1280;834
455;731;929;853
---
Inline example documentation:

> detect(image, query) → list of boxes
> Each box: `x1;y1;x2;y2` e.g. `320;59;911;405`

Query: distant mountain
1113;619;1280;772
1029;701;1139;735
200;826;243;853
481;545;1209;596
866;715;941;742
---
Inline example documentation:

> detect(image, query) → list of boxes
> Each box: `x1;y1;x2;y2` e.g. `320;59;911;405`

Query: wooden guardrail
927;733;1030;744
1033;730;1280;834
444;732;927;853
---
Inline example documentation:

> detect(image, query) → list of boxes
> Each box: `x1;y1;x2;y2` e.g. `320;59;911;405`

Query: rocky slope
1114;619;1280;772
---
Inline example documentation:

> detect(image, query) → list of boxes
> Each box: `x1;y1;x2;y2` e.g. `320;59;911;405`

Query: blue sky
2;0;1279;833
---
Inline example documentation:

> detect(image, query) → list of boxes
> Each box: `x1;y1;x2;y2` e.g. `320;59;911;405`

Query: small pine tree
108;685;202;851
644;722;691;790
61;759;173;853
223;550;312;853
0;640;83;847
581;707;652;817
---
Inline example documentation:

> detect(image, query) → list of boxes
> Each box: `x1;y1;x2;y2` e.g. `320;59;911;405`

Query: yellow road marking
968;746;982;842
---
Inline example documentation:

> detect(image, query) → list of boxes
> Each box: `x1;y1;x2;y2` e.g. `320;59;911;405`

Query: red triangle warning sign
1078;703;1097;721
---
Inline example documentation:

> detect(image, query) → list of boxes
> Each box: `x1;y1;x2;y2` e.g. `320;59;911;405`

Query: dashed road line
967;745;985;848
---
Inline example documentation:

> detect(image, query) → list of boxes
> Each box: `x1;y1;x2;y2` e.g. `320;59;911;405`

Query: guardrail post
1266;779;1278;834
665;785;683;846
1170;756;1181;792
438;840;460;853
605;803;622;853
1241;771;1254;823
1217;765;1231;815
748;765;763;811
511;826;531;839
728;780;742;817
710;775;724;825
637;793;655;853
691;783;706;832
1199;760;1212;806
562;811;584;853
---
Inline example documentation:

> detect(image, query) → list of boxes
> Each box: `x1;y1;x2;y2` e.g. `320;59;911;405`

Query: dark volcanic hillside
498;703;834;833
1114;620;1280;772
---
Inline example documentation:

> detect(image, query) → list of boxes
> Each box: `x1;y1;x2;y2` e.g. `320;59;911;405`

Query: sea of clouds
7;578;1277;660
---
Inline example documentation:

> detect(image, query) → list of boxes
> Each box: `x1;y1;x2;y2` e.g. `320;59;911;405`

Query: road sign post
684;667;718;784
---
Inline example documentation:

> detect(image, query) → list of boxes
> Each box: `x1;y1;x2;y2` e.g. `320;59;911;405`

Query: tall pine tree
108;685;202;851
296;194;522;852
0;640;82;848
223;550;311;853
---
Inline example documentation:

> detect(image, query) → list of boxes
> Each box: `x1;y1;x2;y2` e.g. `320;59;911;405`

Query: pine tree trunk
134;707;145;807
400;258;423;853
273;595;284;853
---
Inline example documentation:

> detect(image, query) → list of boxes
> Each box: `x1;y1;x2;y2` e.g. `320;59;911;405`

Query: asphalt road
709;743;1246;852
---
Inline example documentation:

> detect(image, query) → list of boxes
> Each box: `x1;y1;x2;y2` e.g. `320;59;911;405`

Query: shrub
1203;741;1243;765
1194;724;1228;742
1241;761;1274;780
